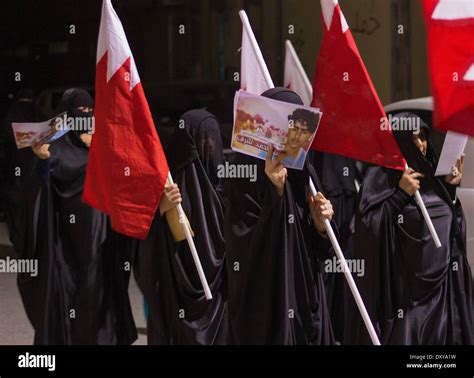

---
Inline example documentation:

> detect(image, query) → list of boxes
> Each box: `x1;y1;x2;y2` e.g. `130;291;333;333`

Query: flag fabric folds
311;0;405;171
240;11;273;94
284;40;313;106
423;0;474;136
83;0;169;239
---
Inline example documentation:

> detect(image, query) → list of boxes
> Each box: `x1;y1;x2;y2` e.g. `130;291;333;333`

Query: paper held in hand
231;90;322;170
11;112;70;149
435;131;468;177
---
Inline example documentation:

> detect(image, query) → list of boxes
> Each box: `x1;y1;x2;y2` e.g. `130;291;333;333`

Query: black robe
224;87;335;345
350;114;474;345
133;109;228;345
312;151;360;343
17;89;137;345
224;154;335;345
0;94;38;252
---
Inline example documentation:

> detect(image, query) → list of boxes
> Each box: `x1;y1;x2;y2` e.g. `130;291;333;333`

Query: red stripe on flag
311;4;405;171
83;52;168;239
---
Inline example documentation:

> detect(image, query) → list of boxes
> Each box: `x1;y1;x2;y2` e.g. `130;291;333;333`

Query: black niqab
168;109;224;189
350;112;473;345
224;87;335;345
134;109;228;345
18;88;137;345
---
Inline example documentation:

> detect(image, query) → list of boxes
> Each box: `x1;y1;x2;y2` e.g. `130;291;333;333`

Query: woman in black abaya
224;88;335;345
351;112;473;345
20;88;137;345
0;90;38;252
133;109;228;345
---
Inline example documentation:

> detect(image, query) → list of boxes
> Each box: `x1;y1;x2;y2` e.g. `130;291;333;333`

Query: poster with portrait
231;90;322;170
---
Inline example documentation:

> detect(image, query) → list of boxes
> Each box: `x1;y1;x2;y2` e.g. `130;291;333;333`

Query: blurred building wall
277;0;430;105
0;0;432;118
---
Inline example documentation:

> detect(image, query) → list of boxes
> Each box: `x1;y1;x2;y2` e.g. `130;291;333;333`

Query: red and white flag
83;0;169;239
311;0;405;170
240;10;274;95
423;0;474;136
284;40;312;106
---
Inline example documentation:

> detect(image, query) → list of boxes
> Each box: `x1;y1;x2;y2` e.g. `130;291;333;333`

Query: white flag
284;40;313;106
240;10;273;95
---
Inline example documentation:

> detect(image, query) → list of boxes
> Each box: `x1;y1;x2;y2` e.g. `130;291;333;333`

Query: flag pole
308;180;381;345
284;45;440;248
286;40;441;246
285;40;313;97
405;164;442;248
239;10;275;88
167;172;213;300
240;9;381;345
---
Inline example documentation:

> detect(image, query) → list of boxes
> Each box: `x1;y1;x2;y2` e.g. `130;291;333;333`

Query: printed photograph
232;90;321;169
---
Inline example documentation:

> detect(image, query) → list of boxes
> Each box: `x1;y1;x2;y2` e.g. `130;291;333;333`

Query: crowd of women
1;86;472;345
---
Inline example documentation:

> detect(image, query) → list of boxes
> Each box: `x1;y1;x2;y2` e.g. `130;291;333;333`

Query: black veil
134;109;228;345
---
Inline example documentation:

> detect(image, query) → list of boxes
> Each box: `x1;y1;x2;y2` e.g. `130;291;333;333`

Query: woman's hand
399;167;423;196
265;145;287;197
308;191;333;234
79;133;92;148
445;154;464;186
31;140;51;160
159;182;182;215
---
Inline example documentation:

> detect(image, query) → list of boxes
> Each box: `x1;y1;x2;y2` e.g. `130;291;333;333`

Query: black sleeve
306;212;339;260
441;181;458;203
311;227;333;259
36;158;51;184
382;187;412;221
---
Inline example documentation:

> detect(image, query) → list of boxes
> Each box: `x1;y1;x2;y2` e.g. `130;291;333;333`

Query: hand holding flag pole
406;164;442;248
240;9;381;345
310;0;441;250
308;179;380;345
84;0;212;300
286;34;442;249
167;172;213;300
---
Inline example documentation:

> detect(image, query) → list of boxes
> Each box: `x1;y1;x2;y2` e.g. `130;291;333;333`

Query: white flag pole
285;40;313;97
308;180;381;345
240;9;380;345
285;41;441;245
286;39;379;342
405;164;442;248
287;37;440;306
239;10;275;88
167;172;213;300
